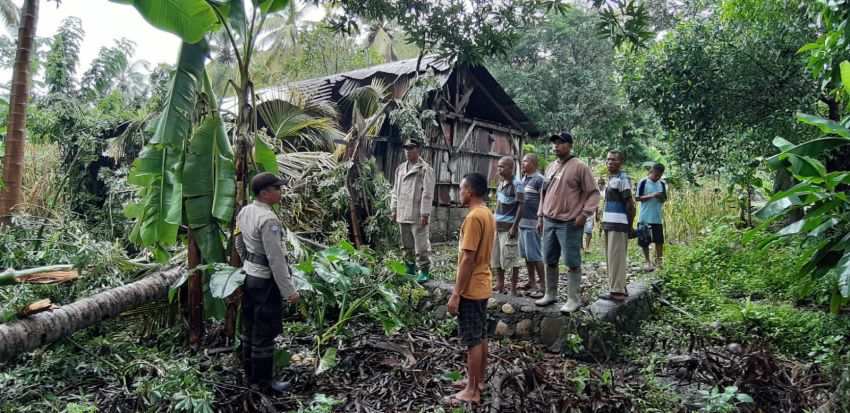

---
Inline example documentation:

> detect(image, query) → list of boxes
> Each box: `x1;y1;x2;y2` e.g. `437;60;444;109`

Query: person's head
521;153;538;175
497;156;515;180
606;151;625;174
549;132;573;159
402;138;422;163
252;172;287;205
597;177;606;190
460;172;488;206
649;163;665;181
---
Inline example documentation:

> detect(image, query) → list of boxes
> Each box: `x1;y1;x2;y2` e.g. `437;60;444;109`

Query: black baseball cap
251;172;287;195
402;138;422;148
549;132;573;144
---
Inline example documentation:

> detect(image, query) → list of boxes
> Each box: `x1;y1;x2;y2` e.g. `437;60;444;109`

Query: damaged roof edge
220;55;540;137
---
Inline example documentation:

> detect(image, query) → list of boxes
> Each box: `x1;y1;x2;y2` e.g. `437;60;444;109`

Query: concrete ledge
419;278;659;359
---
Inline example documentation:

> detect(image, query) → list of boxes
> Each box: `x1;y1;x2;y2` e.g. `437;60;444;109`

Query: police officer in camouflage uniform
235;172;301;393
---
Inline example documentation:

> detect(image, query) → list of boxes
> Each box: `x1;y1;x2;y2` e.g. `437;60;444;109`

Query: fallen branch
0;264;78;286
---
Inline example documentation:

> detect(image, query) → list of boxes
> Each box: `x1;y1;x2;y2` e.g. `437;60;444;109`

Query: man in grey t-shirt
518;153;545;293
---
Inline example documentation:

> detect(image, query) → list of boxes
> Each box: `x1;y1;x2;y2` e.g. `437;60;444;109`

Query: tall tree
0;0;38;225
490;8;635;159
624;0;823;176
44;16;84;94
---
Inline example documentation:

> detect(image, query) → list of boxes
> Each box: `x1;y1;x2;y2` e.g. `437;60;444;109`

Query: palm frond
276;151;337;182
257;89;344;153
0;0;19;36
343;79;391;120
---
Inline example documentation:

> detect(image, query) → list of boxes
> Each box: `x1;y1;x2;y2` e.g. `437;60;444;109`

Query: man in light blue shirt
635;163;668;270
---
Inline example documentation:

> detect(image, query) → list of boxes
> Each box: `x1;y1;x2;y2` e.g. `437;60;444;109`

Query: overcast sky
1;0;327;85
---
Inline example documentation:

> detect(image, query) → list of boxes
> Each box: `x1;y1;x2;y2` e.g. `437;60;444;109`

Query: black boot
240;336;253;384
252;348;291;394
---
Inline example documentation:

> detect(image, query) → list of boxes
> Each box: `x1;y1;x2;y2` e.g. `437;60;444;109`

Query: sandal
452;379;487;391
442;394;480;407
599;292;627;301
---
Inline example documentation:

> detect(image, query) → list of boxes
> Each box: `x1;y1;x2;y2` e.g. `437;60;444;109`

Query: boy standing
635;163;667;270
492;157;524;295
445;172;496;407
600;151;635;301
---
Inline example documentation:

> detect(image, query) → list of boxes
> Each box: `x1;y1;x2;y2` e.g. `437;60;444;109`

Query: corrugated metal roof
221;55;539;136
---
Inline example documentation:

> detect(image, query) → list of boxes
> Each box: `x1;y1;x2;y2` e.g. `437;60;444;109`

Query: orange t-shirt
457;204;496;300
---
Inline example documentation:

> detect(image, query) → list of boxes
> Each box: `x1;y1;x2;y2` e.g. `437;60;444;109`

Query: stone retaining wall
419;278;659;359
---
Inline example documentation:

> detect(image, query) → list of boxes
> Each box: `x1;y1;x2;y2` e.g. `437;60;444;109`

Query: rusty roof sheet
221;55;539;136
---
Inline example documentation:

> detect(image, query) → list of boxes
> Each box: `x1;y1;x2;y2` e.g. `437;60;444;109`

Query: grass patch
659;223;850;367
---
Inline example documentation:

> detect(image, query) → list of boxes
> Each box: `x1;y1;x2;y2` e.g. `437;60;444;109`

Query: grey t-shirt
520;173;543;228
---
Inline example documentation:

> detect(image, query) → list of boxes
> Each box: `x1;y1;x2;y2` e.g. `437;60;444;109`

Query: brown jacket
391;159;436;224
538;157;600;222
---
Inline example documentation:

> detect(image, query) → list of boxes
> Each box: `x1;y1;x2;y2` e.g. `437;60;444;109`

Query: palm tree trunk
0;264;184;361
0;0;38;225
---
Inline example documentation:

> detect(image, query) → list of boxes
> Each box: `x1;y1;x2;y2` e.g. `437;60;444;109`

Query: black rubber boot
252;354;291;394
240;336;253;383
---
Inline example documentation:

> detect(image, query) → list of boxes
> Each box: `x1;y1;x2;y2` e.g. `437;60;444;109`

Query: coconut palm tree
0;0;38;225
365;19;398;62
115;59;152;102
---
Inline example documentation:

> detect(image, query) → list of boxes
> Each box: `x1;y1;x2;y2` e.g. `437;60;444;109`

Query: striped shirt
601;171;632;233
520;173;543;228
494;176;524;231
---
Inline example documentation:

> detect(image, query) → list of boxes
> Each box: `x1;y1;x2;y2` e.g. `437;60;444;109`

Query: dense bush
661;223;850;363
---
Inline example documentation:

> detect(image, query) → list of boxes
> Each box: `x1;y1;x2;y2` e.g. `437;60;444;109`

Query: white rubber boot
560;271;582;313
534;266;559;306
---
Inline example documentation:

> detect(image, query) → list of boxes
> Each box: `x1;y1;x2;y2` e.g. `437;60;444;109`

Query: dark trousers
241;275;283;385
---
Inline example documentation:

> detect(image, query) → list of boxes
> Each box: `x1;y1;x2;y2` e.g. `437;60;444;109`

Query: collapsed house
250;56;540;241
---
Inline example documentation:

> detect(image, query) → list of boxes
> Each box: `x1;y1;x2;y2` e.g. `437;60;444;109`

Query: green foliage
298;393;343;413
0;211;146;321
110;0;220;44
292;241;416;373
256;91;345;153
125;40;213;261
44;17;84;94
662;223;850;362
0;326;219;413
491;8;642;160
80;39;136;102
799;1;850;102
625;0;822;177
314;159;398;250
252;23;385;87
750;109;850;312
697;386;754;413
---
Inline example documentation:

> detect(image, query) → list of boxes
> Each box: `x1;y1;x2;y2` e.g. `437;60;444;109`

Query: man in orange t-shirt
444;172;496;407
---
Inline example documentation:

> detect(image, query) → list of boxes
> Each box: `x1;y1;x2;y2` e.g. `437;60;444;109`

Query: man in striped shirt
492;157;524;295
600;150;636;301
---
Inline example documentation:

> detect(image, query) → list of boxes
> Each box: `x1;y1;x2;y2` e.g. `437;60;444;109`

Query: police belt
245;252;269;266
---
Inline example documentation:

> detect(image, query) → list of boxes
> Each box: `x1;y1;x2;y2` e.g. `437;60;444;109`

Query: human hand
574;214;587;229
536;220;543;236
508;225;518;239
391;211;397;222
288;292;301;304
420;215;429;227
447;293;460;316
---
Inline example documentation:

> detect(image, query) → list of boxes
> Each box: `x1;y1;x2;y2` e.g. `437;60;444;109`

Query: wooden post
187;227;204;346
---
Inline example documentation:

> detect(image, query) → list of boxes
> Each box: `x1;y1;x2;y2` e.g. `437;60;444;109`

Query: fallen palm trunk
0;264;184;361
0;265;79;286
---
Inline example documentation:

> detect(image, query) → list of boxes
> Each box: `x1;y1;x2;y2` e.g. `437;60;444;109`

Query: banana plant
747;70;850;312
118;0;296;342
